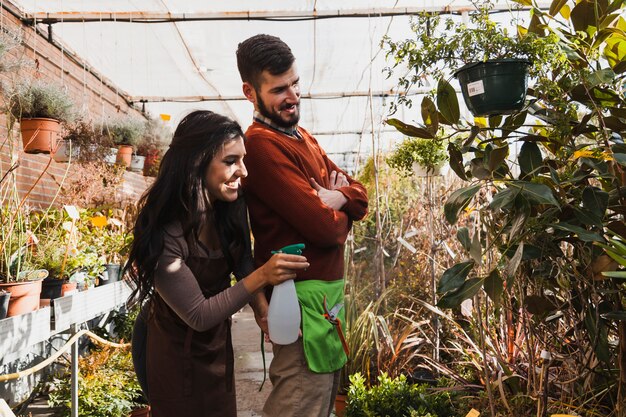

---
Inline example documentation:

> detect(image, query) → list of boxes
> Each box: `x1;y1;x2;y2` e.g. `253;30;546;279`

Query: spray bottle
266;243;305;344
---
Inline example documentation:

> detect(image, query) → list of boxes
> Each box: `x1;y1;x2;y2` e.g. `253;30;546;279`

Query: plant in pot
58;118;116;164
382;0;563;117
386;135;447;177
103;116;146;168
0;204;46;317
136;118;172;177
26;210;84;299
6;80;74;154
81;210;132;286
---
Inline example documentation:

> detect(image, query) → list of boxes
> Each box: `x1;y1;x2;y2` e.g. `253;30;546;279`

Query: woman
126;110;308;417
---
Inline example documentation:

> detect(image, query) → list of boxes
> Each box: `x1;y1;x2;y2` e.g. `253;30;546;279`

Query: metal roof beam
129;88;448;103
25;4;550;24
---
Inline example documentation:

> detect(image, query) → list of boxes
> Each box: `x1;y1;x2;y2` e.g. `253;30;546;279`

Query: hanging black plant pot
454;58;530;117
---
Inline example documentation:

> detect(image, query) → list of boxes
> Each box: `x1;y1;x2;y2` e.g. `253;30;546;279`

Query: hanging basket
454;59;530;117
19;117;62;154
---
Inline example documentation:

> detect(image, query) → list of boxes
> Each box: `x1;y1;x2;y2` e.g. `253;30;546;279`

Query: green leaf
551;222;604;242
582;186;609;222
490;187;519;211
484;269;503;306
437;260;475;294
512;181;560;206
488;146;509;172
385;118;435;139
502;111;527;138
584;68;615;87
437;78;460;125
420;96;439;133
572;207;604;230
448;142;467;180
444;185;480;224
601;270;626;278
549;0;569;16
470;158;492;180
602;311;626;321
518;142;543;178
613;153;626;166
571;0;598;34
437;278;483;309
457;227;471;252
489;115;502;128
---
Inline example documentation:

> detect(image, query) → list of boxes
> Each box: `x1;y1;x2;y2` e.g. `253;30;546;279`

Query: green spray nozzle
271;243;305;255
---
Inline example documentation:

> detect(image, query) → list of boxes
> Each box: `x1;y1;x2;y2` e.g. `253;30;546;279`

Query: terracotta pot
20;117;61;154
61;281;77;296
128;405;151;417
0;280;43;317
334;393;347;417
143;151;159;177
116;145;133;167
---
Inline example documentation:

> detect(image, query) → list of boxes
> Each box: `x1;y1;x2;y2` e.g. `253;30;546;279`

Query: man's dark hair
236;34;295;89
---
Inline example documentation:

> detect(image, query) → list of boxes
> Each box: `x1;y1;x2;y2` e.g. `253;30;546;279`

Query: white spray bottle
267;243;304;344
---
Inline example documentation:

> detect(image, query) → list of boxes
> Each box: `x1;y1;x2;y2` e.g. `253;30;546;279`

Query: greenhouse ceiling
7;0;549;169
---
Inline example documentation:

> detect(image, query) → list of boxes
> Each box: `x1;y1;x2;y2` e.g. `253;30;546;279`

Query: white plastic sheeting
8;0;541;171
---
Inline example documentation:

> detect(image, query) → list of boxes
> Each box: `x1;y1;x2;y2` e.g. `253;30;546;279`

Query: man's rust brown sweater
242;121;368;282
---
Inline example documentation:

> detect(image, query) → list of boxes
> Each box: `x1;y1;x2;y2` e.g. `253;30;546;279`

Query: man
236;34;368;417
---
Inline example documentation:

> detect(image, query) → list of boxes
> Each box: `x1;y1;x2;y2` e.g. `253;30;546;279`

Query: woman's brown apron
146;246;237;417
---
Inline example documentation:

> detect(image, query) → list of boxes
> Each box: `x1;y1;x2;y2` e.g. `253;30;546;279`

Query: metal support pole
70;324;79;417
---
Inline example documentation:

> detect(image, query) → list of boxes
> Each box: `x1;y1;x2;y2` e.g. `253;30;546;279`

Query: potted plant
103;116;146;168
383;1;563;117
136;118;172;177
0;204;46;316
57;118;116;164
6;80;74;153
386;135;447;177
25;210;84;299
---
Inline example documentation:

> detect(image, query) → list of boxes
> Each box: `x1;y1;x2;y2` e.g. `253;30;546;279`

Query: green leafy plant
103;116;146;148
48;346;144;417
6;80;74;122
387;136;447;176
346;372;457;417
384;0;626;414
62;118;115;162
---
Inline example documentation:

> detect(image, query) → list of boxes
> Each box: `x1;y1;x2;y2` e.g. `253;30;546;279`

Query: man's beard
257;93;300;128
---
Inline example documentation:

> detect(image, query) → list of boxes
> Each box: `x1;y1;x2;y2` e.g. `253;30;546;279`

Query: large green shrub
48;346;143;417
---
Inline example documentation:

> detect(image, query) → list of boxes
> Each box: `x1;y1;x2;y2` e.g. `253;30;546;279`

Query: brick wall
0;2;152;209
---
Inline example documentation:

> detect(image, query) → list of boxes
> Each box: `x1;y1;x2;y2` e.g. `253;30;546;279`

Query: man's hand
310;170;348;210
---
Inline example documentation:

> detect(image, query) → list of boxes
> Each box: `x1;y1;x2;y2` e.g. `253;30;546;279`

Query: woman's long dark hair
126;110;247;307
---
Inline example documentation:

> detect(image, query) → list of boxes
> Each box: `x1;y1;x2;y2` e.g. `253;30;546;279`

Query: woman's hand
259;253;309;286
242;253;309;296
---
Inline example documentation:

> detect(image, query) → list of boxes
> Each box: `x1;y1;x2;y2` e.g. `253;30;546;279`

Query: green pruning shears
271;243;305;255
